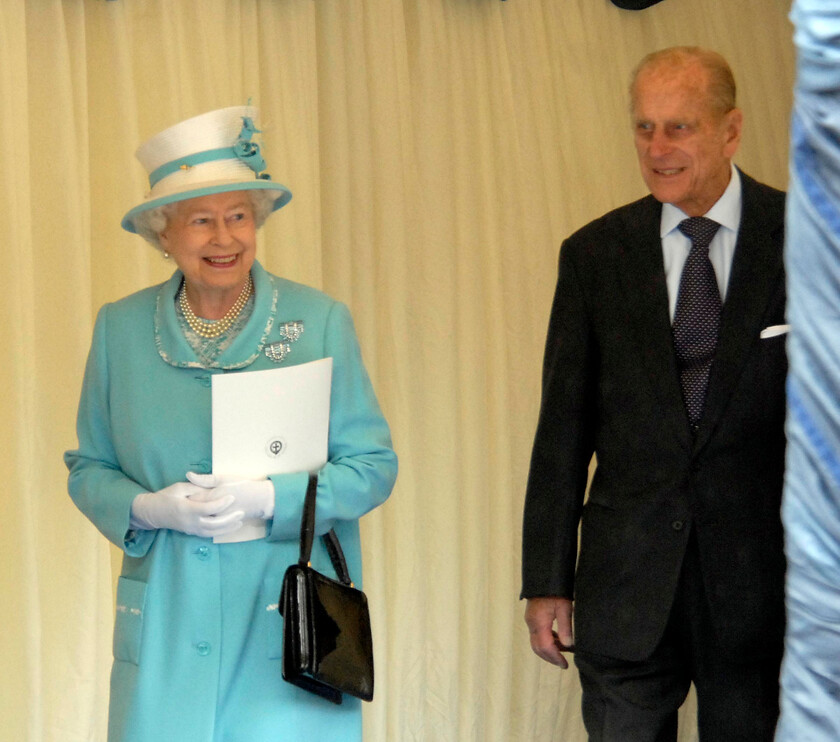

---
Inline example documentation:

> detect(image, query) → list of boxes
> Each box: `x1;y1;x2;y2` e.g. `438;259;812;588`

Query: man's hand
524;596;575;669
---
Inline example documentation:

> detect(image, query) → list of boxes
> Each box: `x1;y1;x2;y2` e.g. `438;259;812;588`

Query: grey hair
133;189;278;252
629;46;737;117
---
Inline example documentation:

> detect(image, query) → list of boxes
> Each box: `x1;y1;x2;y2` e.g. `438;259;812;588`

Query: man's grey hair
629;46;737;117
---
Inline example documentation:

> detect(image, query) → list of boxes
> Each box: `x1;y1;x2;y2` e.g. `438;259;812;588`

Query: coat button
671;520;684;531
196;546;210;560
196;641;211;656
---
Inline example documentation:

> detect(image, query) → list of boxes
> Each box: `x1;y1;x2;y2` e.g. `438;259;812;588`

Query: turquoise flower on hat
233;117;268;176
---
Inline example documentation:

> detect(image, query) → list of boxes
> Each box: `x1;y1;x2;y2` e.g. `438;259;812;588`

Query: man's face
632;62;742;216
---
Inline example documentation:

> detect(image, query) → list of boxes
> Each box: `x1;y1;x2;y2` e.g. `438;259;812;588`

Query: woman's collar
154;260;278;370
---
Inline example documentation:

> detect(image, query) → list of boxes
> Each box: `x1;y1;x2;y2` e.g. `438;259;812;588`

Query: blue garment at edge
777;3;840;740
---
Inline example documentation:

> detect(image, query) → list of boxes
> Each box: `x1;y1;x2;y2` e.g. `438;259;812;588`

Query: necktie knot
678;217;720;250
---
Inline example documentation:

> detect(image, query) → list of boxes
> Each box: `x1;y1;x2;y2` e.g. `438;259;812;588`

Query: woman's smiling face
159;191;257;310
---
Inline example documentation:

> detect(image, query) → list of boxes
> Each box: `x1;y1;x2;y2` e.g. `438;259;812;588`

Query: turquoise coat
65;261;397;742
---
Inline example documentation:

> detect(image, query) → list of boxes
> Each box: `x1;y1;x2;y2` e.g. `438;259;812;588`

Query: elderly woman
64;107;397;742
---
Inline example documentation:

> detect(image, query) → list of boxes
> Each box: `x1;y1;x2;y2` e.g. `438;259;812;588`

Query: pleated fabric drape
1;1;794;740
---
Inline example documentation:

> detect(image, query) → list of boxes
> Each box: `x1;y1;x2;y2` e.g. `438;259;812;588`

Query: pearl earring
163;251;170;259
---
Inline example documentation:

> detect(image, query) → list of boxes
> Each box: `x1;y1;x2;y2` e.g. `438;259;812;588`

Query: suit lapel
618;197;694;451
695;175;784;449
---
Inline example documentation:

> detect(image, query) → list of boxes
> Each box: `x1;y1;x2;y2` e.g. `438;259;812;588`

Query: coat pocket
113;577;147;665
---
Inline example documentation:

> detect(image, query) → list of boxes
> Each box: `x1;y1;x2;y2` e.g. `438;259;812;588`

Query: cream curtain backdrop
0;0;795;740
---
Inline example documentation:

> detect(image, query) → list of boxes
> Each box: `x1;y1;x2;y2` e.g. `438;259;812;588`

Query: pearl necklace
179;275;253;339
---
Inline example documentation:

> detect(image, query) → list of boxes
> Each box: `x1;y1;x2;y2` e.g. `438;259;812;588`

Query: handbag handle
298;474;354;587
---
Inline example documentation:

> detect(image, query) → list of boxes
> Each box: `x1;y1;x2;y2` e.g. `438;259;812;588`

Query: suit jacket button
671;520;684;531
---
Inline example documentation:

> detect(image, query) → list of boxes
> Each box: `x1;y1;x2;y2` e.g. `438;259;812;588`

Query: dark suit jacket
521;172;787;662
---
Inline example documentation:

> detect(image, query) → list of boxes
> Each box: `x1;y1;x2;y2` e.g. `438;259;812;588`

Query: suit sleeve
267;301;398;541
521;239;597;599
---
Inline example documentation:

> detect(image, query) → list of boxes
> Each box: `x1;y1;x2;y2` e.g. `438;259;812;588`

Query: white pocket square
760;324;790;339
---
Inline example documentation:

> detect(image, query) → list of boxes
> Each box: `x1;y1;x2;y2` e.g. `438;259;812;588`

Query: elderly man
522;47;787;741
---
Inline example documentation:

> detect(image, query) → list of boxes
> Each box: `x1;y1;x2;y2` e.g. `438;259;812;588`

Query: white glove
186;472;275;520
130;481;244;537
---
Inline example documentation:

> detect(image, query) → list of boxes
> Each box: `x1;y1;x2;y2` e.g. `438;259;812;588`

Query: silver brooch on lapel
265;342;291;363
265;321;304;364
278;321;304;342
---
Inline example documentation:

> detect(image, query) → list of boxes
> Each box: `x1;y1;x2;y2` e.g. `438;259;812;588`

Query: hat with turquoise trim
121;105;292;233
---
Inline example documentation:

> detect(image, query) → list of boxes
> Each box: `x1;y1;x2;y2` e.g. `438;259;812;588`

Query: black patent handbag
278;474;374;704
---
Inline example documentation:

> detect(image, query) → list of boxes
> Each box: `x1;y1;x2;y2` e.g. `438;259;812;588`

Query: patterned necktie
672;217;722;429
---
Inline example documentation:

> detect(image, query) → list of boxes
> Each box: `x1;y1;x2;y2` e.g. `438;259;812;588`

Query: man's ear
723;108;744;158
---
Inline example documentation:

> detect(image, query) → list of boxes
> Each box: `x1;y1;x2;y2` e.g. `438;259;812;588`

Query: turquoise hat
121;106;292;233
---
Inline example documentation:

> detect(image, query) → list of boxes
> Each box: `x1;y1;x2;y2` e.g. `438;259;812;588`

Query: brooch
265;321;304;364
